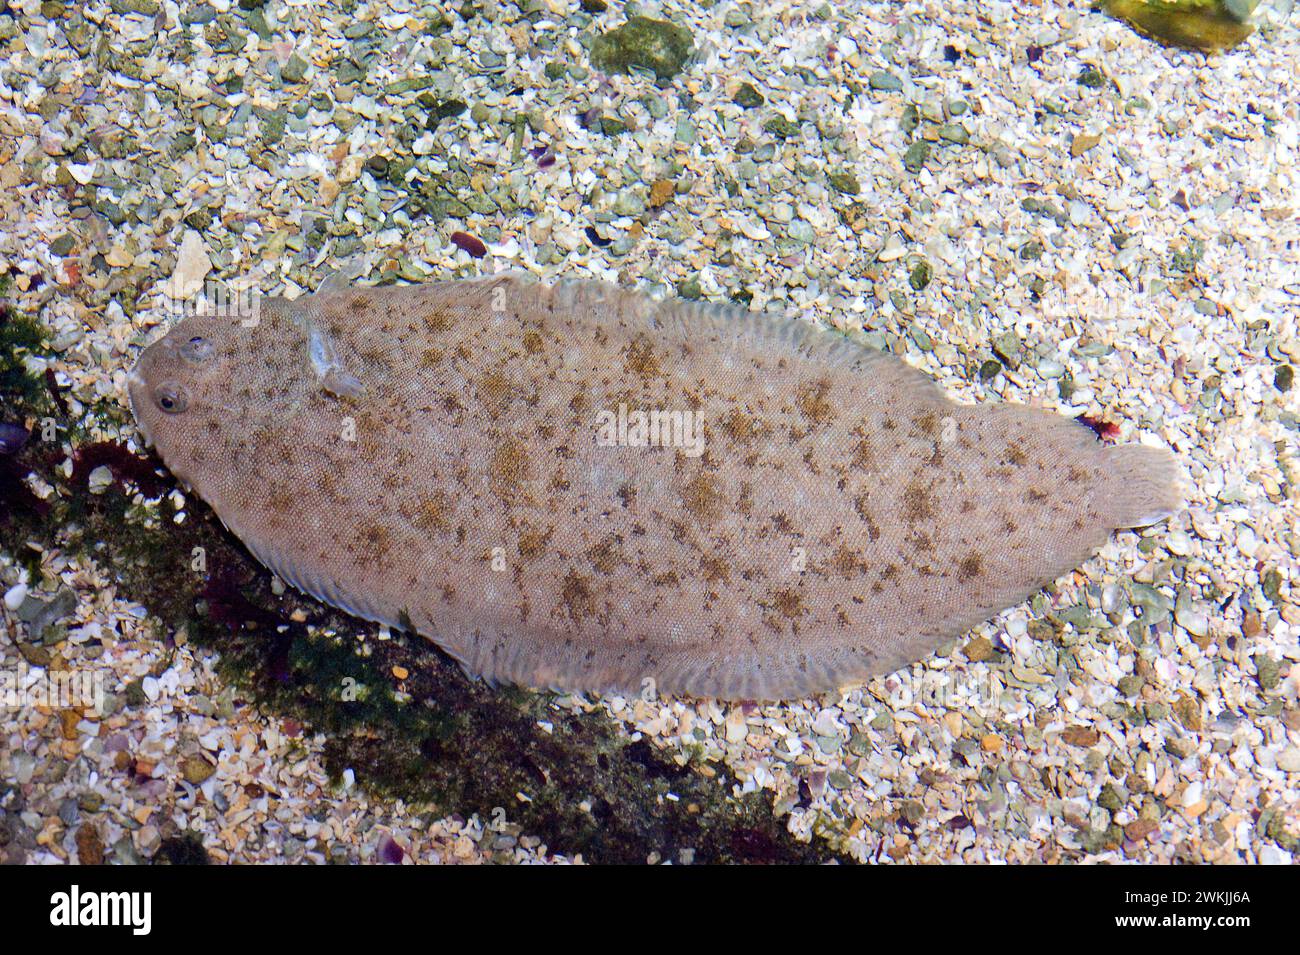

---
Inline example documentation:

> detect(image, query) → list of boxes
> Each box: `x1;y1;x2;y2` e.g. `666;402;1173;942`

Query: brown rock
1172;694;1203;732
75;823;105;865
59;709;81;741
181;755;215;785
1071;132;1103;158
648;179;675;208
1062;726;1100;747
1125;818;1158;841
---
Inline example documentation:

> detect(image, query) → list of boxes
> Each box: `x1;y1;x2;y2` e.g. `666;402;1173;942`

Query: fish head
127;298;315;486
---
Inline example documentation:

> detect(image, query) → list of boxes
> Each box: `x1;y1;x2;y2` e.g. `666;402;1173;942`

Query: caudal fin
1101;444;1185;528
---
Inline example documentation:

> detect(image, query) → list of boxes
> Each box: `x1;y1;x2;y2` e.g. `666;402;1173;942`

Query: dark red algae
449;231;487;258
1076;414;1121;442
71;441;169;497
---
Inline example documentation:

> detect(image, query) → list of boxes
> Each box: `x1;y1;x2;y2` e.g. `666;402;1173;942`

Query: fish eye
179;335;214;363
154;383;189;414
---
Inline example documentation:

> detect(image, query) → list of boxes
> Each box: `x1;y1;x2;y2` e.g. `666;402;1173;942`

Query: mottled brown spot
353;524;393;565
517;526;553;560
423;309;453;333
410;491;452;533
489;437;531;495
767;588;807;620
852;495;881;541
623;336;662;380
831;546;869;578
1004;443;1028;466
559;570;598;623
849;439;874;471
478;369;513;418
522;329;544;355
957;553;983;582
700;555;730;583
586;534;624;574
680;473;725;522
720;409;762;444
914;410;938;437
901;482;935;523
796;379;835;425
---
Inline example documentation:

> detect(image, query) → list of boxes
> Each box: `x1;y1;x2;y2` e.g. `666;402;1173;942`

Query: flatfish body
128;274;1181;699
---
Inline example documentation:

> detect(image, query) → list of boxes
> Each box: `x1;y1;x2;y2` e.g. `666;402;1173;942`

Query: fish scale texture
129;274;1181;700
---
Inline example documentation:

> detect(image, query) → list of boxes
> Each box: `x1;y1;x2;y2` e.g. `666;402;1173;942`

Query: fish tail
1099;443;1185;528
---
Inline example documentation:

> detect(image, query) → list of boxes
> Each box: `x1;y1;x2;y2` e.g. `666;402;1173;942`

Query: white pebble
1259;845;1293;865
1166;530;1192;556
87;465;114;494
3;582;28;610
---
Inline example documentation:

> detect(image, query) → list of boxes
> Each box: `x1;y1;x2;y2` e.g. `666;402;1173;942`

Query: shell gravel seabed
1;0;1297;863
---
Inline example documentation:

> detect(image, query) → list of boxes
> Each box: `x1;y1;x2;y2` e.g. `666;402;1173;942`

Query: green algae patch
1101;0;1256;52
0;286;53;415
590;16;694;81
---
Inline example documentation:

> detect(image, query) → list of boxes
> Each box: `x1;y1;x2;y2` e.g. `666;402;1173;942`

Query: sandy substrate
1;0;1297;863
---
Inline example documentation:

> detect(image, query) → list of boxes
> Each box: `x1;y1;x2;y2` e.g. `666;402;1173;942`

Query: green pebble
827;169;860;195
909;260;932;291
261;109;286;144
869;71;903;92
1078;65;1107;89
245;7;272;40
589;16;695;81
1117;674;1144;697
902;140;928;174
900;103;919;135
763;115;799;139
1257;656;1281;691
337;60;366;84
787;220;815;244
1262;567;1282;605
733;82;764;109
939;123;969;144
